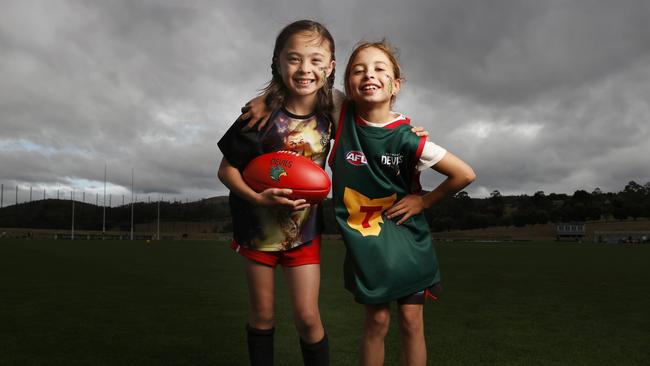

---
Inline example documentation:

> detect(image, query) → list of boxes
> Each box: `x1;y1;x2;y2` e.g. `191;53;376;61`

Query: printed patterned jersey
218;107;332;251
329;102;441;304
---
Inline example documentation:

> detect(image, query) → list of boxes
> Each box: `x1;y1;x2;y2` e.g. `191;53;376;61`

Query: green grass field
1;239;649;365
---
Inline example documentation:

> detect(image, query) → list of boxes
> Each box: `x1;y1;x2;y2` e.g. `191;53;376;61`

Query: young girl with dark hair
217;20;336;366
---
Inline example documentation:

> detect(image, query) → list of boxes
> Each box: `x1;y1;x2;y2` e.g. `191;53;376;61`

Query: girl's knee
294;308;324;343
365;308;390;335
250;306;275;329
399;309;424;337
294;308;321;332
400;318;423;337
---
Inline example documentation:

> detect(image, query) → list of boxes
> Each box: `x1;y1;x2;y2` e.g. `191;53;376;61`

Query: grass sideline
1;239;649;365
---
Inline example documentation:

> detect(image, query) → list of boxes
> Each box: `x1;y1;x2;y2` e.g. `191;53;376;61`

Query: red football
242;151;331;203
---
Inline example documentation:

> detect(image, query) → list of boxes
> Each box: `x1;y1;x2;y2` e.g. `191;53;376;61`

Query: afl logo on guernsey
346;151;368;165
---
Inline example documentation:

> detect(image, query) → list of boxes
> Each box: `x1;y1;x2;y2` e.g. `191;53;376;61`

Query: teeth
362;85;378;91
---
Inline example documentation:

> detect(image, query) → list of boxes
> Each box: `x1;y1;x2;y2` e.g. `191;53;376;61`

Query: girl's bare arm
386;152;476;225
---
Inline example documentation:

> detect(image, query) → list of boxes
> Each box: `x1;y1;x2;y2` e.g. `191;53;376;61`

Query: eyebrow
353;61;389;68
285;51;326;58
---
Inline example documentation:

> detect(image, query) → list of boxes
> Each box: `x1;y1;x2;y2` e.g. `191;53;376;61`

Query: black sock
247;324;274;366
299;332;330;366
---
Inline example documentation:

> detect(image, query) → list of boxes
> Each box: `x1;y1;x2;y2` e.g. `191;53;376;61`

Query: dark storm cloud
344;0;650;104
1;0;649;202
0;0;253;199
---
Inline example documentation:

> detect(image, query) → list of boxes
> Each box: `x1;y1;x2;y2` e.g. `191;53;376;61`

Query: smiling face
346;46;401;107
277;31;335;102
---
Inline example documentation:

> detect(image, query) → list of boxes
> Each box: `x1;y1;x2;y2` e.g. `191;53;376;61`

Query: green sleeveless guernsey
329;102;441;304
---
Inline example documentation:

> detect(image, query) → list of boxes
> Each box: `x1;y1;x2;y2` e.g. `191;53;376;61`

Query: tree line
1;181;649;233
420;181;650;233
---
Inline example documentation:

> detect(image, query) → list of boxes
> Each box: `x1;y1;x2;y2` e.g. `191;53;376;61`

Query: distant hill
1;181;649;234
0;198;232;232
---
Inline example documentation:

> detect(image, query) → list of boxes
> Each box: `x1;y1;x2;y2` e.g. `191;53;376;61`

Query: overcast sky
1;0;649;205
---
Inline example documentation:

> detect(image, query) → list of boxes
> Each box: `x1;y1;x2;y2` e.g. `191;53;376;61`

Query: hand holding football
243;151;331;204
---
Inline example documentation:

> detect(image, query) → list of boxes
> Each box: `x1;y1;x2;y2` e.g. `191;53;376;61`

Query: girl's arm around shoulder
241;88;346;131
241;94;271;131
385;152;475;225
217;157;310;211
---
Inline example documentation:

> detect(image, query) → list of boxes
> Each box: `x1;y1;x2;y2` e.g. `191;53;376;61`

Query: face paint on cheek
320;67;328;85
386;75;394;95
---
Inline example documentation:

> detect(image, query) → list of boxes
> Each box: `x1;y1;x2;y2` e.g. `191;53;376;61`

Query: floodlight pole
1;184;3;208
15;185;18;205
71;190;75;240
29;187;32;203
130;168;134;241
157;197;161;240
102;163;106;239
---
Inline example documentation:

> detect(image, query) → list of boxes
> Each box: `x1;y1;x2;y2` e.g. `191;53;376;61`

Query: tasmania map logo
345;151;368;166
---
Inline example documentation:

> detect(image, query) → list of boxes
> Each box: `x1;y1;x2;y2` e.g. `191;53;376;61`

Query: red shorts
231;236;321;267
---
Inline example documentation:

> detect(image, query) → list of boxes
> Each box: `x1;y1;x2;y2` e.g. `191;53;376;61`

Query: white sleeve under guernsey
354;113;447;172
417;141;447;171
